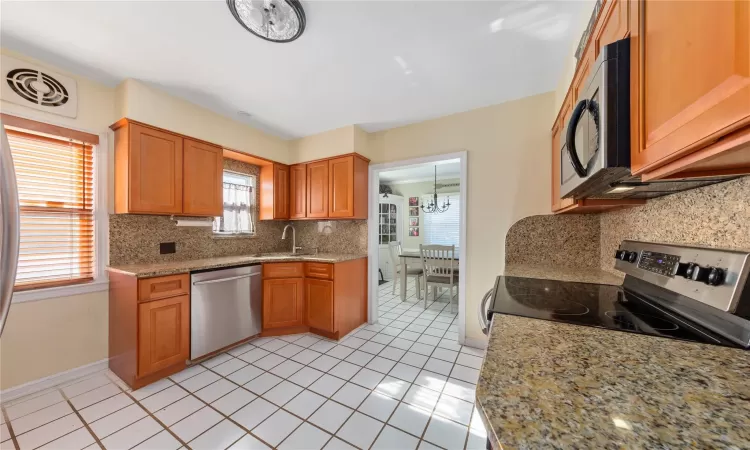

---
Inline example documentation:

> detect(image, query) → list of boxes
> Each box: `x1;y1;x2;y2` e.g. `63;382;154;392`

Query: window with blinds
422;193;460;248
7;128;95;291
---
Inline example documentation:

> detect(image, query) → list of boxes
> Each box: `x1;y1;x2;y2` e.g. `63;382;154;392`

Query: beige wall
0;48;115;391
388;179;461;251
0;292;109;390
298;92;554;343
289;125;378;163
115;79;290;163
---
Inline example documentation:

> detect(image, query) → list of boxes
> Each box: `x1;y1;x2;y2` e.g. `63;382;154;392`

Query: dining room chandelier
420;166;451;214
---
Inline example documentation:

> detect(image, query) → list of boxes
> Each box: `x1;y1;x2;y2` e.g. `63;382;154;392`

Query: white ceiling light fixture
227;0;305;43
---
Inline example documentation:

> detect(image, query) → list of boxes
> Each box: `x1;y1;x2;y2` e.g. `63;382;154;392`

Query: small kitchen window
213;170;256;236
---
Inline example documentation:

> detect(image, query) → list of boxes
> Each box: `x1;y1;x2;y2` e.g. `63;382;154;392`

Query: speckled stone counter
476;314;750;449
504;263;624;286
107;253;367;277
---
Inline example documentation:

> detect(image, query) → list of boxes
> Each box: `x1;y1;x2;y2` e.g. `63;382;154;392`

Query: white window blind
422;193;460;247
213;171;256;235
8;129;95;291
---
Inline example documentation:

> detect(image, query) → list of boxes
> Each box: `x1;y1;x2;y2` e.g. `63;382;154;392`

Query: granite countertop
107;253;368;277
476;314;750;449
503;262;625;286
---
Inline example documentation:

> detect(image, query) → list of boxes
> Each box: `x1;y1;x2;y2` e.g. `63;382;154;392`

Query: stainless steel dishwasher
190;264;261;360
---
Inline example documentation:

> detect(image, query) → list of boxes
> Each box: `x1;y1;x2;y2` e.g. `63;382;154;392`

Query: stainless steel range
480;241;750;349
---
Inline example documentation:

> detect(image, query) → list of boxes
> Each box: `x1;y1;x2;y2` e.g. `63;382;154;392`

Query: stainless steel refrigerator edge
190;264;262;360
0;120;20;337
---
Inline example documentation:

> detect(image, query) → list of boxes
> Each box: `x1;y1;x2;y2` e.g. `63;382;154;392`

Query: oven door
560;61;606;198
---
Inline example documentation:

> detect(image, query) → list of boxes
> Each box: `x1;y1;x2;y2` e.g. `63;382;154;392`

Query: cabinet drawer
305;262;333;280
263;262;304;279
138;274;189;302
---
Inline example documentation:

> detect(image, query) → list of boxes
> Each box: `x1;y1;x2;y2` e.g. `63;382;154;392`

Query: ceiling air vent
1;55;78;118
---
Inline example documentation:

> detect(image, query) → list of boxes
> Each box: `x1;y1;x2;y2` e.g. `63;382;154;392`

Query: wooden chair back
419;244;456;282
388;241;402;270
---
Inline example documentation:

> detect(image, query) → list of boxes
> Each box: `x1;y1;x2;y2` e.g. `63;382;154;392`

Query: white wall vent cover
1;55;77;118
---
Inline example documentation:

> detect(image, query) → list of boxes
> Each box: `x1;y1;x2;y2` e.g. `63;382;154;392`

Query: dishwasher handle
192;272;259;286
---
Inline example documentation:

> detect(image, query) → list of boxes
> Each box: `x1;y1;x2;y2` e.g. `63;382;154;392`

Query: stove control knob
615;250;625;260
626;251;638;263
705;267;725;286
692;265;712;283
680;262;698;279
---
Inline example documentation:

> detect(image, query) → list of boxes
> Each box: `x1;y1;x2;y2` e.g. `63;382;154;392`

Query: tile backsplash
109;214;289;265
598;176;750;275
503;176;750;274
295;220;368;254
505;214;600;267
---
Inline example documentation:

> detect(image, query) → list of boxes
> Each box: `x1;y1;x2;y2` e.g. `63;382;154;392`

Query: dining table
398;250;459;301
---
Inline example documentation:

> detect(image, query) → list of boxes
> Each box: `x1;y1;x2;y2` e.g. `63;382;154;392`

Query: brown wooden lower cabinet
263;278;305;329
138;295;190;377
109;271;190;389
261;258;367;340
306;278;334;332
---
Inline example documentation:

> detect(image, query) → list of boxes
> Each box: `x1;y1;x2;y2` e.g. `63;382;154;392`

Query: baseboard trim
462;336;488;350
1;359;109;402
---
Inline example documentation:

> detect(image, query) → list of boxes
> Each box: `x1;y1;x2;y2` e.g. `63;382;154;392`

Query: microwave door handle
565;100;589;177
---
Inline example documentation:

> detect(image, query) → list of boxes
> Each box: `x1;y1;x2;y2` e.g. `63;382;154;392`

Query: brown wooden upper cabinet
270;153;368;220
112;119;223;216
289;164;307;219
328;155;369;219
307;160;329;218
183;139;223;216
259;163;290;220
631;0;750;179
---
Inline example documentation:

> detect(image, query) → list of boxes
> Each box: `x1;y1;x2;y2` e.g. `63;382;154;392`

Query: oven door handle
479;288;494;335
565;99;589;177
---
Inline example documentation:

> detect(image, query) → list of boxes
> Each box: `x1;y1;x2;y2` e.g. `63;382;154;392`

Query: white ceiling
0;0;591;139
379;159;460;184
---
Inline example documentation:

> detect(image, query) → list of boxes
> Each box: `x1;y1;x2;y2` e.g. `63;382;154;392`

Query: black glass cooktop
489;276;740;347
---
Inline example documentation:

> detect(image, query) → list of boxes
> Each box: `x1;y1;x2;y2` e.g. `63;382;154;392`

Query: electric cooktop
489;275;741;348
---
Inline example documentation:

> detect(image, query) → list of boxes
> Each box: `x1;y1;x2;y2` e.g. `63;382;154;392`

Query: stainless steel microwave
559;38;736;200
560;38;631;199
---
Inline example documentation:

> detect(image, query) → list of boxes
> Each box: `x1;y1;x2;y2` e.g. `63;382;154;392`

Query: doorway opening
367;152;468;346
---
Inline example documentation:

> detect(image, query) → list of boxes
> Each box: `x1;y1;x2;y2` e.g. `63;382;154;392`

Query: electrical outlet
160;242;176;254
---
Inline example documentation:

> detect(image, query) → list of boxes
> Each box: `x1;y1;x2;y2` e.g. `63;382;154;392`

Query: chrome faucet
282;224;302;255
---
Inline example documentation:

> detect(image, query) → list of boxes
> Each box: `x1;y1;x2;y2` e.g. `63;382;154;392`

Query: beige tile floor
1;278;487;450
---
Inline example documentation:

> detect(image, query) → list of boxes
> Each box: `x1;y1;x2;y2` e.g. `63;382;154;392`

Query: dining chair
419;244;458;312
388;241;423;300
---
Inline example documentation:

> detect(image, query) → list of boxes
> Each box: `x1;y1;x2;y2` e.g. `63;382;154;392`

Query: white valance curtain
214;182;255;234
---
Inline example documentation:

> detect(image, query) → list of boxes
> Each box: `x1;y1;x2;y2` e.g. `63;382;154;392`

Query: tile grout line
103;373;191;449
58;388;107;450
1;404;21;450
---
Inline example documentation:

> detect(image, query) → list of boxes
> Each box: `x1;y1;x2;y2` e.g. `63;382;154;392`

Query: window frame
6;116;108;303
212;169;257;238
